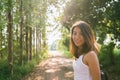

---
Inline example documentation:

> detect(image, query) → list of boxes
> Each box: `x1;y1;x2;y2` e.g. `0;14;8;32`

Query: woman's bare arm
84;51;101;80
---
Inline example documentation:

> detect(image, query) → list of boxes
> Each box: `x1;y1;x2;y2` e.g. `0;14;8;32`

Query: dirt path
22;51;74;80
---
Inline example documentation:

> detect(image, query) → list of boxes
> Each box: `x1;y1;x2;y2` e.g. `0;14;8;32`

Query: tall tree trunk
7;0;13;75
29;27;32;60
33;27;36;58
26;20;29;63
28;0;32;61
42;27;46;48
35;27;40;60
19;0;23;65
0;30;2;59
35;27;37;60
39;28;41;53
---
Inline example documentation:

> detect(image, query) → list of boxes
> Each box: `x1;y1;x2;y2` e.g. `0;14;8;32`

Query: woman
70;21;101;80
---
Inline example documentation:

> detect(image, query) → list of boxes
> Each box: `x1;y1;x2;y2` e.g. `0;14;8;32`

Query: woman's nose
76;34;80;39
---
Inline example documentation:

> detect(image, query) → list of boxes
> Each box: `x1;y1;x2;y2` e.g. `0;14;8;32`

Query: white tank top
73;55;92;80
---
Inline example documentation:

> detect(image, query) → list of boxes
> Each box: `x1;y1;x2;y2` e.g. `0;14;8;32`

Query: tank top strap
80;55;83;61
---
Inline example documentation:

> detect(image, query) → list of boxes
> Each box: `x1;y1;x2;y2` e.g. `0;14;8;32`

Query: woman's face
72;26;85;47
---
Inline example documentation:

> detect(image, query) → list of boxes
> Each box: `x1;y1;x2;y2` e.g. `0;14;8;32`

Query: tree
7;0;13;74
61;0;120;45
19;0;23;65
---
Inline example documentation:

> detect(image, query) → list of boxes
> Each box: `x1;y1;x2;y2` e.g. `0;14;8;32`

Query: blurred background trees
0;0;48;79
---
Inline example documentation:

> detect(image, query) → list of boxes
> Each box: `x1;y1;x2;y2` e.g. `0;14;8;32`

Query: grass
0;56;46;80
0;59;36;80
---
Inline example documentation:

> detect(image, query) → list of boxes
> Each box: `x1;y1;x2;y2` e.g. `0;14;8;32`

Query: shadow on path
22;50;74;80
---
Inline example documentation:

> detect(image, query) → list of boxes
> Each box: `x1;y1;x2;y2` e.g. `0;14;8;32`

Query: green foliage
0;58;41;80
0;60;9;80
62;37;70;50
58;26;70;50
0;43;48;79
113;48;120;64
0;0;48;79
99;42;115;67
13;59;36;78
63;50;73;58
57;38;72;58
38;49;48;60
98;42;120;79
61;0;120;44
57;35;72;58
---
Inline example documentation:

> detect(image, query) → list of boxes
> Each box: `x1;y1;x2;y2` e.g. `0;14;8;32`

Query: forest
0;0;120;80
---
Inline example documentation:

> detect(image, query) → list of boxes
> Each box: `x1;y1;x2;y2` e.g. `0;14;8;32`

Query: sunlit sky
46;1;68;47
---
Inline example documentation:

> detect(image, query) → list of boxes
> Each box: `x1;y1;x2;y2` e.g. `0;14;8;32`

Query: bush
0;58;39;80
99;42;115;68
98;42;120;80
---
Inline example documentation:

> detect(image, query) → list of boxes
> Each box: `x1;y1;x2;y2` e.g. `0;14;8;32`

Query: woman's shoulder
85;51;97;56
84;51;98;63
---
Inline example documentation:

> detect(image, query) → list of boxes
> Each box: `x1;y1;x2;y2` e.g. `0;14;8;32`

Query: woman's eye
72;32;83;37
79;33;82;36
73;32;76;35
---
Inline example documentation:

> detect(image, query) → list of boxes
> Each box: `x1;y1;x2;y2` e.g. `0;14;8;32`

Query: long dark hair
70;21;100;58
